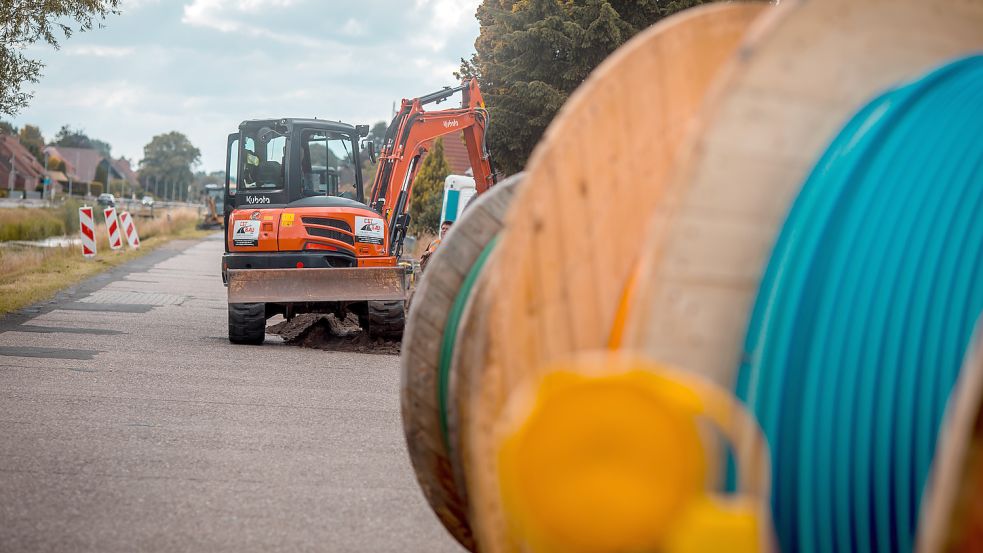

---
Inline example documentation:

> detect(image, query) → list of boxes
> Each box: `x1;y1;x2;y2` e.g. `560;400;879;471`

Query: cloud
64;45;135;57
415;0;477;28
182;0;300;32
181;0;328;47
412;0;479;51
12;1;483;171
341;18;365;37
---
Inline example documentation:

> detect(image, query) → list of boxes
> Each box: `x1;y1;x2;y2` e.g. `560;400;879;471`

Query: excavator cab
228;119;366;208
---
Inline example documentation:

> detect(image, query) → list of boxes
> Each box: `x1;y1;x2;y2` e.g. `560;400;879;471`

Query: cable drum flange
399;173;523;551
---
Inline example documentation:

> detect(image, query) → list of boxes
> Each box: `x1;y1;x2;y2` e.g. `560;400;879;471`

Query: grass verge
0;208;213;315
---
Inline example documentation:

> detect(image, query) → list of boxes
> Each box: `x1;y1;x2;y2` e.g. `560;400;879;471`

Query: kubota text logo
443;120;460;128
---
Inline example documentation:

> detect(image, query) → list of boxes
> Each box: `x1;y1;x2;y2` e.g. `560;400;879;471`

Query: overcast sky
10;0;481;172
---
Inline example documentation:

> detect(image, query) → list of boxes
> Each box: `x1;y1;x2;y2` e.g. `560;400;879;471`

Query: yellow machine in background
197;183;224;230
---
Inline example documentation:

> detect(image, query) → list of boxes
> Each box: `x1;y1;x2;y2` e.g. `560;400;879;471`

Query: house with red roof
44;146;116;184
0;135;46;198
110;158;140;195
440;132;475;176
44;146;136;197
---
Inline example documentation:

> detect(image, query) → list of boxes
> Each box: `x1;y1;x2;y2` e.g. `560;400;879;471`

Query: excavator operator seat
256;160;283;188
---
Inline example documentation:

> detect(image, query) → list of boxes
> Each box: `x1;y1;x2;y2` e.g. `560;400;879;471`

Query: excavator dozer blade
227;267;407;304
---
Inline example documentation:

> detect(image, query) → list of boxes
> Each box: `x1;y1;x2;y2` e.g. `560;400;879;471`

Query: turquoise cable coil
734;54;983;553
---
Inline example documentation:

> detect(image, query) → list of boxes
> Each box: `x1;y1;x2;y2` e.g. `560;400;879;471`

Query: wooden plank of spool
451;266;516;551
622;0;983;390
468;4;769;551
917;320;983;553
399;174;523;551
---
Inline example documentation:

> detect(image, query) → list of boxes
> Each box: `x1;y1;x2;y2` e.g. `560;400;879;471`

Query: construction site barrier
119;211;140;249
104;207;122;250
78;206;96;259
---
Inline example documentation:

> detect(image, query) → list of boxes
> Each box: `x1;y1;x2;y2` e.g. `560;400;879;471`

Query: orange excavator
222;79;495;344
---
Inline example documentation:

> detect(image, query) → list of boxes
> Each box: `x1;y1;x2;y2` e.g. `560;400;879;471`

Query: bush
59;198;83;232
137;208;197;240
409;138;450;235
89;182;103;196
0;208;66;241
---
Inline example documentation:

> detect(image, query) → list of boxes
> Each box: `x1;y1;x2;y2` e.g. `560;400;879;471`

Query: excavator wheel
228;302;266;345
363;300;405;341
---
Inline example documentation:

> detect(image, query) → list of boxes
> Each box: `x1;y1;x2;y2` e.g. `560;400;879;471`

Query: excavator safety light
296;262;304;268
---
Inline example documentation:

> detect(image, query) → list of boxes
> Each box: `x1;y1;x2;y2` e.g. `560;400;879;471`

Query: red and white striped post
79;206;97;258
104;207;122;250
119;211;140;249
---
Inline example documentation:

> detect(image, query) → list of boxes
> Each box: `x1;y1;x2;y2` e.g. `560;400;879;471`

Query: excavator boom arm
368;78;495;255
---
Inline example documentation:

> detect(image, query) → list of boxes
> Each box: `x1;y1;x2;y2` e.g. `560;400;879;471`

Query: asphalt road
0;233;462;552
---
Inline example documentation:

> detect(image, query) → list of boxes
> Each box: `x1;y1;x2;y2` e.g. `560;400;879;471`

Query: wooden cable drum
919;319;983;552
622;0;983;389
447;262;503;550
400;173;523;551
614;1;983;551
462;4;770;551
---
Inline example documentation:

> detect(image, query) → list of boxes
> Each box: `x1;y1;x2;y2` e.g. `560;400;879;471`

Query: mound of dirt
267;313;401;355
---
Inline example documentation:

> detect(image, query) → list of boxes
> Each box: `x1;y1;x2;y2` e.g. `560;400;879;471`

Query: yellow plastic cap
497;357;708;553
666;497;764;553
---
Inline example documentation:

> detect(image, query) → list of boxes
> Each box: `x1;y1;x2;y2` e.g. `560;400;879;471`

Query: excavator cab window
240;128;286;190
298;130;357;200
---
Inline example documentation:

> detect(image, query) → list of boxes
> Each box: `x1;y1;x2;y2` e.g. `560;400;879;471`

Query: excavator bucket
226;267;407;304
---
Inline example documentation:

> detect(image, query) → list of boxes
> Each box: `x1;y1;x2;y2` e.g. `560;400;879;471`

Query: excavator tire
364;300;405;340
228;302;266;345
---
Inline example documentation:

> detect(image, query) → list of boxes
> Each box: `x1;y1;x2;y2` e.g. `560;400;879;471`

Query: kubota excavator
222;78;495;344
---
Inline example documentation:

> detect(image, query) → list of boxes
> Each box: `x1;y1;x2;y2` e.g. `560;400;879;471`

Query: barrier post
79;206;96;259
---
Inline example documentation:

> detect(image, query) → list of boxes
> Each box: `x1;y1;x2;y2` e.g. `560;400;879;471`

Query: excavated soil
267;313;401;355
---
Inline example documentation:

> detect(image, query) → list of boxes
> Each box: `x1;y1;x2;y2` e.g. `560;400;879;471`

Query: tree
53;125;111;156
409;138;450;235
459;0;711;174
356;120;388;192
0;121;17;135
18;125;45;165
1;1;121;115
194;170;224;187
139;131;201;200
367;120;388;152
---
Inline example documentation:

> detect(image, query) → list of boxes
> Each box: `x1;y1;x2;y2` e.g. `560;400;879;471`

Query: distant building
110;158;141;197
439;132;476;176
44;146;137;197
45;146;117;184
0;135;46;197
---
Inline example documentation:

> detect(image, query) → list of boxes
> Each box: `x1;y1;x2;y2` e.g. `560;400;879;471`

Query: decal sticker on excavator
233;220;260;247
281;213;294;227
355;216;385;245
